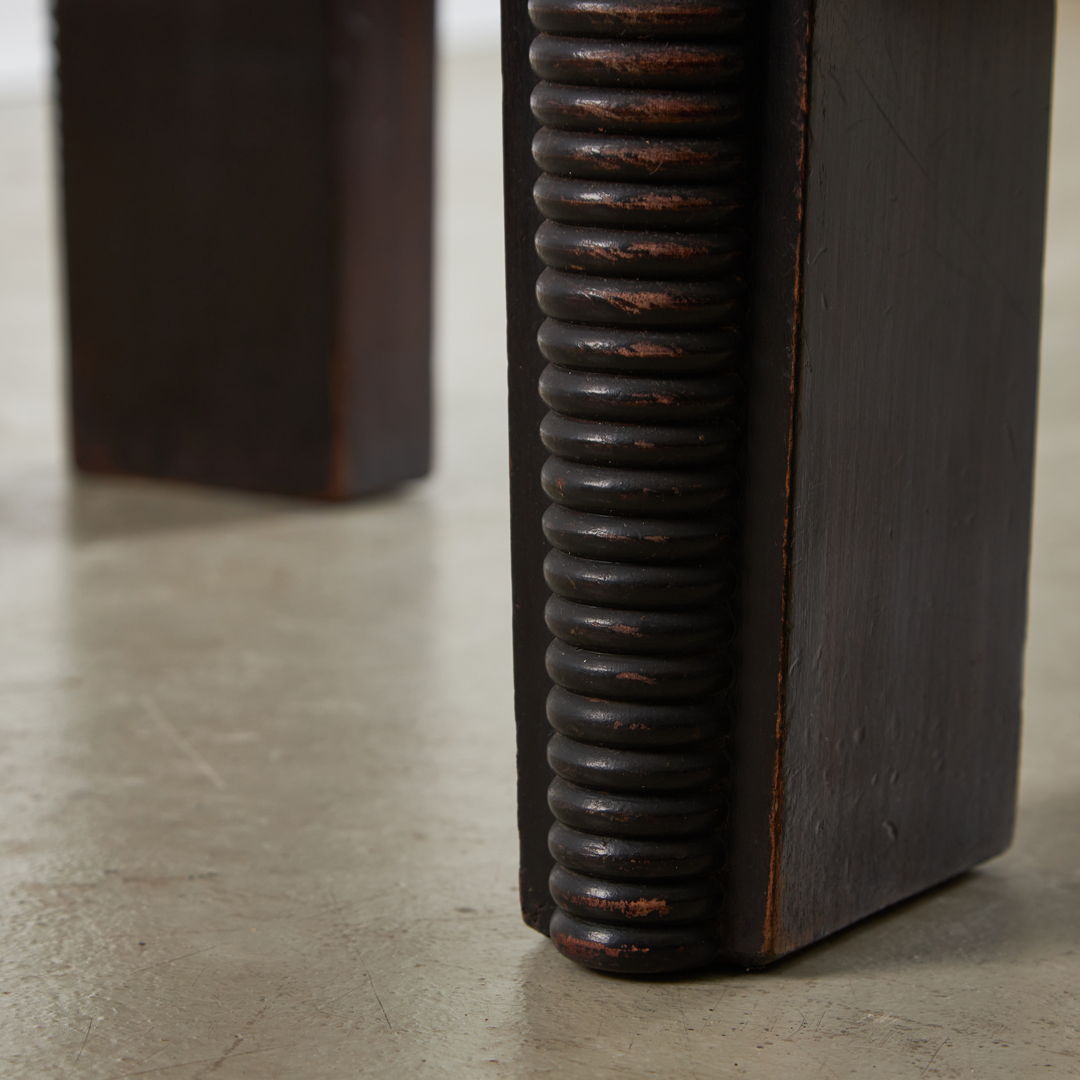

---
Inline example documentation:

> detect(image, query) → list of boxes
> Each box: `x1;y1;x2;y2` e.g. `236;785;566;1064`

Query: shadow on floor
59;472;427;544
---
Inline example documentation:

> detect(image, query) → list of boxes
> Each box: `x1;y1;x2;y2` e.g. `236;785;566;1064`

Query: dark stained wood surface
767;0;1054;960
55;0;433;499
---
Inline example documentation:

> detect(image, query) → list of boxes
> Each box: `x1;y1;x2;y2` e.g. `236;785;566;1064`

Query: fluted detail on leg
528;0;755;975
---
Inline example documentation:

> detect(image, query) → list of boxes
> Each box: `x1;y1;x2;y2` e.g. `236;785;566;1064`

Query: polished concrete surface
2;16;1079;1080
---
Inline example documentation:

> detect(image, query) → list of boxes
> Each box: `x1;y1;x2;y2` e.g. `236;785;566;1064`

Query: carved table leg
504;0;1053;974
54;0;433;498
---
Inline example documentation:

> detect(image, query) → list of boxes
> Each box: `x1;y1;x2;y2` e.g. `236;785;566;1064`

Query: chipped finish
530;34;748;87
534;174;747;229
548;911;721;974
532;128;747;182
535;221;745;278
528;0;751;38
530;82;743;133
528;0;757;975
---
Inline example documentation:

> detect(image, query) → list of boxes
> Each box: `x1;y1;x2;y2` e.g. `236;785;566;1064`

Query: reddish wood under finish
55;0;433;499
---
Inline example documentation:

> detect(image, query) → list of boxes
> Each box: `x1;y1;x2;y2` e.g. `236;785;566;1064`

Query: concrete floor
1;14;1079;1080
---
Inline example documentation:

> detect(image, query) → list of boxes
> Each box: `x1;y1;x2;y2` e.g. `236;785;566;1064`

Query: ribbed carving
529;0;754;975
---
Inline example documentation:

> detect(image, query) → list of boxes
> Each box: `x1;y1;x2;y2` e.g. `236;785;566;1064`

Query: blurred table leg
54;0;433;499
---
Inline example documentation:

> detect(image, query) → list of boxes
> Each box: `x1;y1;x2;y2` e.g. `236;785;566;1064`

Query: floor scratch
920;1038;949;1078
366;970;393;1032
75;1019;92;1064
143;696;227;791
110;1045;279;1079
197;1033;243;1077
129;945;218;976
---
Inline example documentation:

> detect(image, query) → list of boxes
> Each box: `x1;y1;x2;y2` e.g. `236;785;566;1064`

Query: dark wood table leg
504;0;1054;974
54;0;433;499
